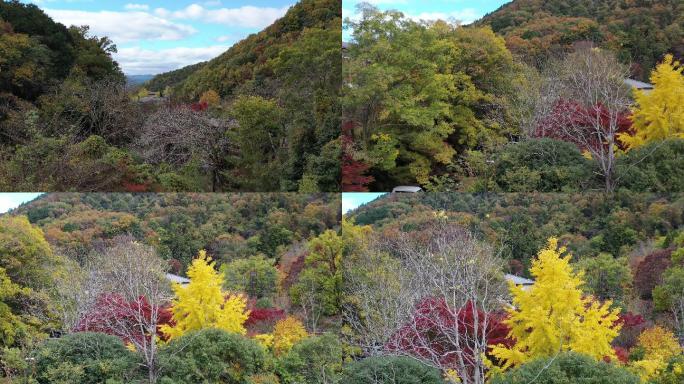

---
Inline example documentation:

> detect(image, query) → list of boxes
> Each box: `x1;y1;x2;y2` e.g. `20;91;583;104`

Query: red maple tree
341;121;373;191
386;297;511;373
535;99;633;152
74;293;173;344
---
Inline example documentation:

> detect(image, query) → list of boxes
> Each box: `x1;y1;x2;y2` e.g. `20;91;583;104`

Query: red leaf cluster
535;99;632;151
612;346;630;364
341;121;373;192
190;101;208;112
245;307;286;327
634;249;672;299
614;311;648;349
122;182;151;193
74;293;173;345
386;297;511;371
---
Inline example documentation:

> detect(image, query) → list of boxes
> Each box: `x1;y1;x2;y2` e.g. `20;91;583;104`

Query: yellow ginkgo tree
491;238;621;369
619;54;684;149
161;250;249;340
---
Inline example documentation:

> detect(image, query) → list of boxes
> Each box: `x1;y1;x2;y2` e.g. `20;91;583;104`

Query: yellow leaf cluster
491;238;621;369
620;54;684;149
271;316;308;355
161;250;250;340
630;326;682;381
254;333;274;349
199;89;221;106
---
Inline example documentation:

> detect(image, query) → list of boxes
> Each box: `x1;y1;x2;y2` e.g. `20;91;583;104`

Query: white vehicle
391;186;423;193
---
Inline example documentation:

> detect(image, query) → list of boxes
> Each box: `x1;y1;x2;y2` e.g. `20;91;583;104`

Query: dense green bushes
35;332;136;384
158;329;268;384
493;138;591;192
276;333;343;384
615;139;684;193
340;356;444;384
222;255;279;299
490;352;640;384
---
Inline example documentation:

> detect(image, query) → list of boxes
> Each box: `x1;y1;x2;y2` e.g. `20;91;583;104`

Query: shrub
158;328;267;384
616;138;684;193
277;333;343;384
339;356;443;384
493;138;591;192
489;352;640;384
613;312;647;350
634;249;672;299
271;317;308;356
222;255;279;299
575;253;631;302
34;332;136;384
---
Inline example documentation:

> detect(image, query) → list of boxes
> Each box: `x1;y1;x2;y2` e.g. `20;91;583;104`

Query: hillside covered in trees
0;192;347;383
0;0;341;192
343;192;684;383
342;3;683;192
479;0;684;80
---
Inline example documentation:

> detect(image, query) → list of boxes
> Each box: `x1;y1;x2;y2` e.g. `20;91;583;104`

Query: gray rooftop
392;186;423;193
165;273;190;285
505;274;534;286
624;78;653;90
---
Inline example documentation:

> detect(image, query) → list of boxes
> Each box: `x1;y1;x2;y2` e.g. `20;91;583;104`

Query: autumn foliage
74;294;173;345
342;122;373;192
387;298;511;371
535;99;633;152
621;55;684;150
160;251;250;340
634;249;672;299
491;238;621;368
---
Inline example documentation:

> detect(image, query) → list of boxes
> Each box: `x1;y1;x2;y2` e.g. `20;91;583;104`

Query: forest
0;193;348;383
343;192;684;384
342;2;683;192
0;0;341;192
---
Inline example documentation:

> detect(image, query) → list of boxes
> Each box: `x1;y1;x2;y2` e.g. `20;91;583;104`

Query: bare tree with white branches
65;237;172;384
344;221;508;384
534;49;632;192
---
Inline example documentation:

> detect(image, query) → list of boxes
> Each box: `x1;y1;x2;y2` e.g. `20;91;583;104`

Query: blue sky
343;0;510;40
342;192;385;214
22;0;295;74
0;193;42;214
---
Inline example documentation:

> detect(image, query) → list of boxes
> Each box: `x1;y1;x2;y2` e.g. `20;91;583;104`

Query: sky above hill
342;192;385;214
0;193;42;214
343;0;509;40
22;0;295;75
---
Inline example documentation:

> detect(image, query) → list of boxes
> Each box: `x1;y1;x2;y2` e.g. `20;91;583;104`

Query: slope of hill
150;0;340;100
347;192;684;268
0;0;122;100
11;193;341;270
479;0;684;78
144;61;206;92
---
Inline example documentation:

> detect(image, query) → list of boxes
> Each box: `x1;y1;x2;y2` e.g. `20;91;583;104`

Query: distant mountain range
125;74;155;86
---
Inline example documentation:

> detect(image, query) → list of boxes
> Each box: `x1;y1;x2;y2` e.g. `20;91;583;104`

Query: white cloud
406;8;481;25
115;45;229;75
124;3;149;11
156;3;291;28
215;35;235;43
362;0;407;4
44;9;196;43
